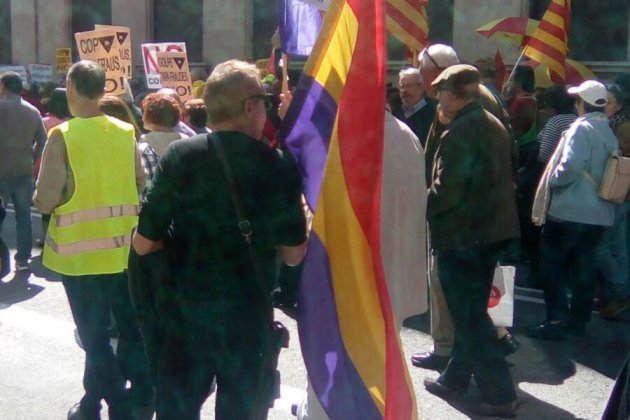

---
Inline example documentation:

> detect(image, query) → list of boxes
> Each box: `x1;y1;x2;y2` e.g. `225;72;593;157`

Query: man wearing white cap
528;80;620;339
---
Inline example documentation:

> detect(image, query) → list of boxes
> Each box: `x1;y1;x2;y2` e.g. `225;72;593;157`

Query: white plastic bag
488;265;515;327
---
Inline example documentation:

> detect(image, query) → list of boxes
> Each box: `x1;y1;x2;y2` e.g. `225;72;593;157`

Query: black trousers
436;242;517;405
537;219;604;323
63;272;153;420
156;309;272;420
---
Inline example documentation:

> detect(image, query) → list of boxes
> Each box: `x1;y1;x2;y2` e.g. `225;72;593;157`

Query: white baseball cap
567;80;608;107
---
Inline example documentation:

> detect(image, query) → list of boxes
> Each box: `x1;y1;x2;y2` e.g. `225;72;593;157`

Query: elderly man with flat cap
423;64;519;418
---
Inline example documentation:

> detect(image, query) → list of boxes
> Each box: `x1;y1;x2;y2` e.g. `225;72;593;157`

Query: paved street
1;206;628;419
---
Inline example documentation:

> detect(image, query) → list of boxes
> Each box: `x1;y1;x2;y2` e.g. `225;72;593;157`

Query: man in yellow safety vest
34;60;151;420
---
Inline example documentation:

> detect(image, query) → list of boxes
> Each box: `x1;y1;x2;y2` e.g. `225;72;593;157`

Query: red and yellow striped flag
522;0;571;82
385;0;429;51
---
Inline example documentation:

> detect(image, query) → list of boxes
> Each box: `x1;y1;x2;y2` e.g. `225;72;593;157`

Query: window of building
153;0;203;63
529;0;629;61
252;0;277;61
0;0;11;63
71;0;112;60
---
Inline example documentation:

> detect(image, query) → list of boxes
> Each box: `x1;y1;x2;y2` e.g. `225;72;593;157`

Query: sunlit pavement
1;206;628;419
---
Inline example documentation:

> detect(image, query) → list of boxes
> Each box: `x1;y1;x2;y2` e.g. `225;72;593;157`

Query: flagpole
282;53;290;94
504;47;527;89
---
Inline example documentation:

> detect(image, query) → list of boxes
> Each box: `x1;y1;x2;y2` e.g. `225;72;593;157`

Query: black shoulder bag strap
208;132;288;410
207;133;269;298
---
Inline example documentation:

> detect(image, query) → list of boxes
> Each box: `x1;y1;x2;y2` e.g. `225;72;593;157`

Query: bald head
418;44;460;99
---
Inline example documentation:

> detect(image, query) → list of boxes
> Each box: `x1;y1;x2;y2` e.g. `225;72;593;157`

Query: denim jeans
597;212;629;301
538;219;604;323
0;175;33;263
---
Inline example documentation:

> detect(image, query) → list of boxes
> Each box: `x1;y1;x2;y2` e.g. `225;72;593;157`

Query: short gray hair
418;44;460;70
399;67;422;82
203;59;262;125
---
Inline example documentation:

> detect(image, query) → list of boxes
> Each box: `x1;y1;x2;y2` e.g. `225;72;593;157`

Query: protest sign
95;25;132;78
29;64;53;83
156;51;193;101
74;28;125;95
55;48;72;74
141;42;186;89
0;65;28;83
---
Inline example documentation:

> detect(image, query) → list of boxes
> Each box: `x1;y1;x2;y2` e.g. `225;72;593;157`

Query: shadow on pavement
0;271;44;305
28;254;62;282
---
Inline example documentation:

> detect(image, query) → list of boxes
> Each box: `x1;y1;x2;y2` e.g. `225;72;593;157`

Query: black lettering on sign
98;36;116;54
104;77;124;94
79;38;100;54
176;86;191;97
96;57;121;72
158;57;170;68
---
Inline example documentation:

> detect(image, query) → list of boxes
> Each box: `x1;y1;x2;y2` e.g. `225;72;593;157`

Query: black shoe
424;378;464;401
411;352;450;370
526;321;567;340
67;403;102;420
499;333;522;356
468;400;518;418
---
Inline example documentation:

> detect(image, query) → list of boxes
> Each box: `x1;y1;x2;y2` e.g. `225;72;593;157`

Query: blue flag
277;0;323;58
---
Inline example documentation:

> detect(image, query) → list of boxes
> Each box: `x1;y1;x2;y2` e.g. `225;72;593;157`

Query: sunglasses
423;50;445;71
243;94;274;111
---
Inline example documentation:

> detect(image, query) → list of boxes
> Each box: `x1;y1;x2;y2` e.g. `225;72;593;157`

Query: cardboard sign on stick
55;48;72;74
95;25;132;78
156;51;193;102
141;42;186;89
74;29;125;95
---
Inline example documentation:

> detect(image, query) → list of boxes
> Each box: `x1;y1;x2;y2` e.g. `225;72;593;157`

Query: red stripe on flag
386;3;428;43
537;20;567;43
525;37;567;66
547;0;570;18
338;0;415;418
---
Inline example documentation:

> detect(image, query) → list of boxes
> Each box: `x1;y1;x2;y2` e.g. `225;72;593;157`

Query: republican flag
277;0;324;58
277;0;417;418
522;0;571;82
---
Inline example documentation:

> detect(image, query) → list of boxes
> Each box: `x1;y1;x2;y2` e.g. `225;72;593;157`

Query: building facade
1;0;629;81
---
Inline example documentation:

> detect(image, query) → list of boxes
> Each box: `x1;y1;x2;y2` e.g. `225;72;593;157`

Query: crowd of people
0;40;629;419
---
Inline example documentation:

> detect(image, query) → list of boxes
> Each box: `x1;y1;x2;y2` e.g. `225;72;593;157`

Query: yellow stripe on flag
314;120;388;415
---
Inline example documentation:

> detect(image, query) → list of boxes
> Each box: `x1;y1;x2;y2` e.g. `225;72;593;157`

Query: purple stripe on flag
298;233;382;420
279;75;337;210
277;0;323;58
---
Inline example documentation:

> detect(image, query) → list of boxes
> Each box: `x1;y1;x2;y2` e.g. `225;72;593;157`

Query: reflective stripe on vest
46;234;132;256
55;204;140;228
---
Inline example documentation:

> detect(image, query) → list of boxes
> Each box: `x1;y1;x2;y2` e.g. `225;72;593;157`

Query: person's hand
278;90;293;121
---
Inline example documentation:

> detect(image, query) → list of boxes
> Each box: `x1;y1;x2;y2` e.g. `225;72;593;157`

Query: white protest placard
141;42;186;89
74;28;125;95
29;64;53;83
95;25;132;78
156;51;193;102
0;65;28;83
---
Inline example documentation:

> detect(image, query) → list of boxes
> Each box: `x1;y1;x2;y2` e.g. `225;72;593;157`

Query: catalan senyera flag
522;0;571;82
277;0;417;418
385;0;429;51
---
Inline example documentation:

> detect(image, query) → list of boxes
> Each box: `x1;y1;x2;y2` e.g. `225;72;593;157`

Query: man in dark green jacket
423;64;520;418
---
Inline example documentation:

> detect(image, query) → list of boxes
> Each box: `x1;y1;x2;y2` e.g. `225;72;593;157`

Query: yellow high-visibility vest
43;116;140;276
